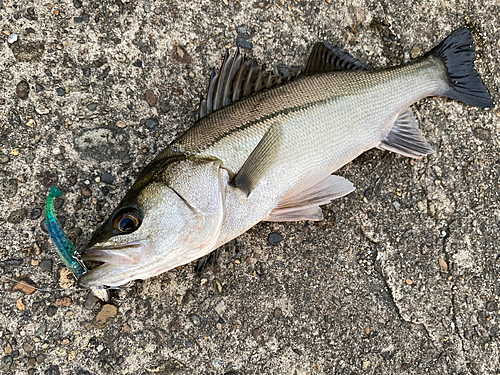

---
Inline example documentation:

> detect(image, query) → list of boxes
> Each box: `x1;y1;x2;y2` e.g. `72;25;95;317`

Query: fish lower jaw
79;245;217;288
78;258;175;288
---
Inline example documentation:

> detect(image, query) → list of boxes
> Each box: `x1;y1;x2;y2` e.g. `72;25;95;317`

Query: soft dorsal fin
303;42;370;75
378;108;435;159
197;49;301;120
265;170;355;222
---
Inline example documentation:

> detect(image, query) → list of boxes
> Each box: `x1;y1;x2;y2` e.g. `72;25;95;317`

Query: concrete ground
1;0;499;374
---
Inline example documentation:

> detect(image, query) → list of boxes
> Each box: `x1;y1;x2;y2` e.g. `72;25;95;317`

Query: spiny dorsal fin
378;108;435;159
303;42;370;75
197;49;300;120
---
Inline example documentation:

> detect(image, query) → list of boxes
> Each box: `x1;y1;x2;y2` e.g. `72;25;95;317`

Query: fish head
78;156;225;288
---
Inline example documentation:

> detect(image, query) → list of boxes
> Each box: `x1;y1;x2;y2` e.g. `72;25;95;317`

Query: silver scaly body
79;28;493;290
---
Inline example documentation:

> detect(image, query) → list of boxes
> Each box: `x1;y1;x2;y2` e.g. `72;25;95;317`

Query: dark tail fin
427;27;494;108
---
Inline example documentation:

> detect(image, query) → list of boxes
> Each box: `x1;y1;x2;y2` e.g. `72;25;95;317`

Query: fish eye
113;208;142;234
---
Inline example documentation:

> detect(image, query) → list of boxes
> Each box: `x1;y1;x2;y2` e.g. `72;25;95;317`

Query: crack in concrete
442;219;478;375
370;241;409;324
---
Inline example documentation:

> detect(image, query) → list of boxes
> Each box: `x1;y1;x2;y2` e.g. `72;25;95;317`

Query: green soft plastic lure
45;186;109;301
45;186;86;276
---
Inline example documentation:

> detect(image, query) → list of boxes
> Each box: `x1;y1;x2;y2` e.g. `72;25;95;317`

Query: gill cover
79;157;225;288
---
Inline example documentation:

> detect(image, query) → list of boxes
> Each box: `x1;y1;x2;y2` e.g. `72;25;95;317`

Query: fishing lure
45;186;109;301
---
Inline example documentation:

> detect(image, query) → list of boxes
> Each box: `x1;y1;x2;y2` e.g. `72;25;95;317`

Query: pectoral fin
378;108;435;159
232;125;283;196
265;170;355;222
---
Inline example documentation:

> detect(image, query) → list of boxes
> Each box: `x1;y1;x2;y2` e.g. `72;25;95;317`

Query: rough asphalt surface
1;1;500;374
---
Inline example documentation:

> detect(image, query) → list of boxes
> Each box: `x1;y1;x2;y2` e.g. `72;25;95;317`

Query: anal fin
378;108;435;159
265;206;324;222
265;170;355;222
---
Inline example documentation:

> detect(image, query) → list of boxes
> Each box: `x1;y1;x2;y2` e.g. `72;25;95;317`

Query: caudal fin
427;27;494;108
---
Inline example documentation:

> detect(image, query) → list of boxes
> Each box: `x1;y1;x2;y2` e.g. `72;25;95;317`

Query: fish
78;27;494;289
45;186;109;301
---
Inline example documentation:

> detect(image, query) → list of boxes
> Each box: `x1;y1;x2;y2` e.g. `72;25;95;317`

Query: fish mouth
78;241;147;288
82;241;146;265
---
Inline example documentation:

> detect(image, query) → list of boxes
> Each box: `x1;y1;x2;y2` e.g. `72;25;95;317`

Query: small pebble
100;172;114;184
35;83;45;93
392;201;400;210
55;297;72;307
84;291;100;310
268;232;283;246
56;88;65;96
8;33;17;44
0;259;23;267
98;66;111;80
12;275;37;295
213;279;223;294
486;301;498;312
145;90;156;107
2;356;13;369
86;102;98;111
214;300;226;315
81;187;92;197
16;298;26;311
45;365;59;375
82;67;91;77
7;208;27;224
406;279;413;285
439;258;448;272
145;118;159;129
273;307;283;318
29;207;42;220
115;53;127;63
132;59;143;68
16;80;29;100
0;155;10;164
236;37;252;50
189;314;201;326
94;304;118;329
39;259;53;271
411;45;421;59
59;268;75;289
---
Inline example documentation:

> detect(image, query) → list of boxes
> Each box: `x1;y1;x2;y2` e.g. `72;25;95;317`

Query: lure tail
45;186;109;301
